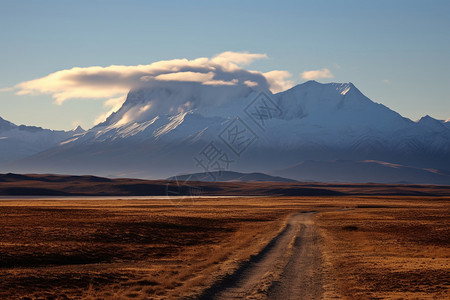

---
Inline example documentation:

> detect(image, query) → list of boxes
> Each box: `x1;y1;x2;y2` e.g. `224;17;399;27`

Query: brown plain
0;196;449;299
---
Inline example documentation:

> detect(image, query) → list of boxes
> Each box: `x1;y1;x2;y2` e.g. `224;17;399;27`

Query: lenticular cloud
12;51;293;105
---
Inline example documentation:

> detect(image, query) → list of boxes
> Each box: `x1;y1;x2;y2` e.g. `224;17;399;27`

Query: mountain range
0;116;82;165
1;173;450;197
1;80;449;184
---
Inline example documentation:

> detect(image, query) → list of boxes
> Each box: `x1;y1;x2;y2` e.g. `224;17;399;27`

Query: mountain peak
303;80;320;85
418;115;438;123
417;115;447;131
291;81;357;94
72;125;85;133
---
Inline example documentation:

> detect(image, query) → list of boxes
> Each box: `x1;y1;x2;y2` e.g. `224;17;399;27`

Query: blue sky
0;0;449;130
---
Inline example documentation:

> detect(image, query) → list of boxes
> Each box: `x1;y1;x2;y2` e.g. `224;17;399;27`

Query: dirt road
202;212;325;300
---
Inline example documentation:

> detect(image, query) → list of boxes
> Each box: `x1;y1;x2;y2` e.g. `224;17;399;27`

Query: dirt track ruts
201;212;324;300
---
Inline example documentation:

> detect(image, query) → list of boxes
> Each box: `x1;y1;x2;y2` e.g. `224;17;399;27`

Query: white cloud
264;70;294;93
243;80;258;87
0;87;14;92
211;51;267;66
301;68;334;81
154;71;215;82
8;51;294;123
12;51;286;104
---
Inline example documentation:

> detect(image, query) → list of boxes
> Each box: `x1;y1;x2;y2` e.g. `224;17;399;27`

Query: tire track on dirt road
199;211;325;300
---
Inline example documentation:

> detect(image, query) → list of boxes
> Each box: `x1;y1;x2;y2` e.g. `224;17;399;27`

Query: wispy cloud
0;87;14;92
10;51;288;104
211;51;268;67
5;51;294;124
154;71;215;82
263;70;294;93
301;68;334;80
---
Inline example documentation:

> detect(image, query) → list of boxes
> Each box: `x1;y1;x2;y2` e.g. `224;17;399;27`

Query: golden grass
316;196;450;299
0;197;317;299
0;196;448;299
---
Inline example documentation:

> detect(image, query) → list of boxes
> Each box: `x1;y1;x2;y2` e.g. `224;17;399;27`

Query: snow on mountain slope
276;81;411;130
6;80;450;181
99;81;257;127
0;116;81;165
62;80;437;150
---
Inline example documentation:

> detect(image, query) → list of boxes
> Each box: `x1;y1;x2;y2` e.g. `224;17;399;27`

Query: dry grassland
0;196;448;299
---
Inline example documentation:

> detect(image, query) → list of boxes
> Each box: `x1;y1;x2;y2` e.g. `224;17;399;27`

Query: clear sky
0;0;449;130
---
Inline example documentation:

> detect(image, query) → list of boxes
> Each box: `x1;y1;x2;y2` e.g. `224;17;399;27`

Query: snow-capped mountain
6;80;450;184
0;116;83;165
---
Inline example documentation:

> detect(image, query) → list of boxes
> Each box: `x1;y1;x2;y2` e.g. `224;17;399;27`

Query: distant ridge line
1;173;449;197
